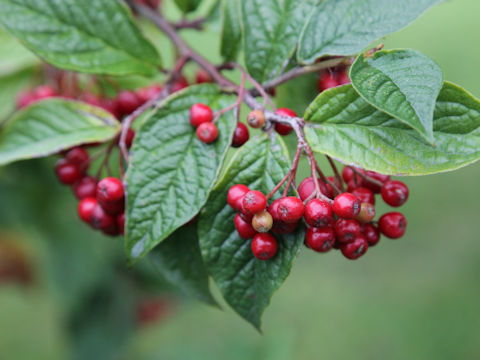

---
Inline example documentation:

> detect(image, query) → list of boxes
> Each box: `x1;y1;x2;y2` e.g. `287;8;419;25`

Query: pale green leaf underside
0;99;120;166
0;29;39;76
304;82;480;176
220;0;241;62
350;49;443;143
0;0;161;76
198;134;303;330
148;224;217;306
125;85;237;263
241;0;316;82
298;0;444;64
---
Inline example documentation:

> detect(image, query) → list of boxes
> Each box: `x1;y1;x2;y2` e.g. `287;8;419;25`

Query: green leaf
220;0;241;62
174;0;202;13
198;134;303;330
350;49;443;143
0;0;161;76
0;29;39;75
0;68;34;122
240;0;316;82
298;0;443;64
0;99;120;166
125;85;236;263
148;224;217;305
304;82;480;176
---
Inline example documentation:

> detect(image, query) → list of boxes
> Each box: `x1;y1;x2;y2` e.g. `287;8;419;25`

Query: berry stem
326;156;343;190
282;146;302;197
349;166;384;187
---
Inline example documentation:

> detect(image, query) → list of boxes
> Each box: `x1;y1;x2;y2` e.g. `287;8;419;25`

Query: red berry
333;193;361;219
82;93;103;107
73;176;97;200
251;233;277;260
34;85;57;99
196;122;218;143
381;180;409;207
190;103;213;127
270;196;304;223
378;212;407;239
171;76;189;93
242;190;267;215
227;184;250;212
274;108;297;136
352;187;375;205
100;199;125;216
234;213;257;239
101;98;121;119
123;128;135;149
77;197;98;223
117;213;125;235
337;70;351;85
65;147;89;170
90;203;116;230
96;177;124;203
363;171;390;193
247;110;265;129
362;223;380;247
195;69;212;84
298;176;331;200
232;122;249;148
342;166;363;186
55;159;83;185
251;210;273;233
334;218;361;244
304;199;334;227
16;90;36;109
137;84;162;103
318;72;338;92
340;235;368;260
116;90;142;116
355;202;376;223
305;227;336;253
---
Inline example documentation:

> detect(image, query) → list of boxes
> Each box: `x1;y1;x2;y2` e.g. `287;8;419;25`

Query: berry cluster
54;146;126;236
227;166;409;261
247;107;298;136
318;66;351;93
189;103;250;147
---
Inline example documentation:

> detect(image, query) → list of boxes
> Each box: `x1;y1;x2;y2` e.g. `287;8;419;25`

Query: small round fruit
334;218;361;244
272;196;304;223
77;197;98;223
65;147;89;169
234;213;257;239
352;187;375;205
251;233;278;260
99;198;125;216
252;210;273;233
116;90;142;116
136;84;162;103
342;166;363;186
16;90;36;109
227;184;250;211
355;203;376;223
362;223;380;247
55;159;83;185
73;176;97;200
333;193;361;219
34;85;57;99
247;110;265;128
117;213;125;235
274;108;297;136
231;122;249;148
318;72;338;92
196;122;218;143
378;212;407;239
363;171;390;193
90;203;116;230
242;190;267;215
340;235;368;260
337;70;351;85
304;199;334;227
195;69;212;84
189;103;213;127
171;76;189;93
96;177;124;203
381;180;409;207
305;227;336;253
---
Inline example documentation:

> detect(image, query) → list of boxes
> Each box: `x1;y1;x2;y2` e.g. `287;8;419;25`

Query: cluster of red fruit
226;167;409;261
318;66;351;93
54;147;126;236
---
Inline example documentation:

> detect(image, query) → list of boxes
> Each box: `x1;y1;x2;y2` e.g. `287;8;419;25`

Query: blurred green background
1;0;480;359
